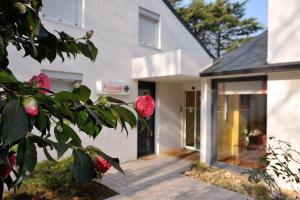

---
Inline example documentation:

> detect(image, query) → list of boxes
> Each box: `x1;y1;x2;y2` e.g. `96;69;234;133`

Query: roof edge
200;62;300;77
161;0;215;59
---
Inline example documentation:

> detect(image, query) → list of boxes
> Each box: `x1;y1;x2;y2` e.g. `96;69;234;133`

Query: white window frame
138;7;161;49
41;0;85;29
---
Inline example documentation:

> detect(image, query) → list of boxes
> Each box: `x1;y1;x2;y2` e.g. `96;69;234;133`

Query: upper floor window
138;8;160;49
42;0;85;28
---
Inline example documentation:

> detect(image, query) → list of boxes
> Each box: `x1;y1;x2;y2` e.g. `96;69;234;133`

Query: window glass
42;0;83;27
216;80;267;168
139;8;160;48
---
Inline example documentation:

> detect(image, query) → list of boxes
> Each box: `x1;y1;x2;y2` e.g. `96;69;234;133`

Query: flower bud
85;30;94;39
73;81;81;89
56;125;63;133
23;97;39;117
13;2;27;15
93;156;111;174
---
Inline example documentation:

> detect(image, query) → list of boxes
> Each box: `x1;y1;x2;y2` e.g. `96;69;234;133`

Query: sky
181;0;268;28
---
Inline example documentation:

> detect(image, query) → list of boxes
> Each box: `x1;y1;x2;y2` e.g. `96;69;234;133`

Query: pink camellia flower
23;97;39;117
136;95;156;117
93;156;111;174
29;72;51;94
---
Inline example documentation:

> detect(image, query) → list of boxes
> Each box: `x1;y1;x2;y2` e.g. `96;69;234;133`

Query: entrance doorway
184;91;201;150
137;81;156;157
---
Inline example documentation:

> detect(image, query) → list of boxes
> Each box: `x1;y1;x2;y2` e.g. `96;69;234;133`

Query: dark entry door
138;81;156;157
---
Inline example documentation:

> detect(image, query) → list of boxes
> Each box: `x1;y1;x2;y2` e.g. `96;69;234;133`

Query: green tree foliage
0;0;147;198
169;0;263;57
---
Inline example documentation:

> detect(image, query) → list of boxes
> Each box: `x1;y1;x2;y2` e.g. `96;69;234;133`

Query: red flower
29;72;52;94
136;95;155;117
23;97;39;117
93;156;111;174
0;153;16;179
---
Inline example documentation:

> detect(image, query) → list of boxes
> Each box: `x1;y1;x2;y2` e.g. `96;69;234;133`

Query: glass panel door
185;91;201;150
185;91;195;147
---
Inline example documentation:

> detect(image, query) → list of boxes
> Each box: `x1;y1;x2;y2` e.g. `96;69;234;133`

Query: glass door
185;91;201;150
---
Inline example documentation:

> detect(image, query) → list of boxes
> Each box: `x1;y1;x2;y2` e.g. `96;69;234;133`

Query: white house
8;0;300;191
8;0;213;162
199;0;300;190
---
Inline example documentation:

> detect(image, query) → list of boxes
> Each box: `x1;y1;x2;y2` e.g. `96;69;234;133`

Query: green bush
17;157;77;197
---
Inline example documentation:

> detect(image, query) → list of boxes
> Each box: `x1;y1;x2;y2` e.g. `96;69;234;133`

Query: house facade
8;0;213;162
8;0;300;190
199;0;300;190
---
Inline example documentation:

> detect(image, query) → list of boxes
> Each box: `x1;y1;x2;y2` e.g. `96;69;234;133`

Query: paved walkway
100;154;252;200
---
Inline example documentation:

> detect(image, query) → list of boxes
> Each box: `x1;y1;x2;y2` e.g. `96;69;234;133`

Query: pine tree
172;0;263;57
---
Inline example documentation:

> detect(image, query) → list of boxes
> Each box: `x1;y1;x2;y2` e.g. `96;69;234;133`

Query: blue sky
181;0;268;28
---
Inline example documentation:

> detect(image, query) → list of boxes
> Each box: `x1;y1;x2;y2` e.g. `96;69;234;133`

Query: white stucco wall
132;49;211;79
268;0;300;64
155;82;183;154
268;71;300;190
8;0;211;162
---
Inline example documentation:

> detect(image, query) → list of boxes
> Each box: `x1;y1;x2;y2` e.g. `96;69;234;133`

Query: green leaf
54;125;69;144
73;85;91;102
1;100;29;146
55;91;80;102
0;71;19;83
43;146;56;162
81;121;95;137
112;106;137;129
78;41;98;62
63;124;81;146
37;108;47;132
86;146;124;174
55;124;82;146
30;0;42;11
97;108;117;128
87;40;98;61
0;35;5;58
71;149;96;183
76;111;89;128
85;106;102;126
47;140;68;160
16;137;37;178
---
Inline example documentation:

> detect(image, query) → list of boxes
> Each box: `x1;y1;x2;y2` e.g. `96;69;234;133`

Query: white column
200;78;212;163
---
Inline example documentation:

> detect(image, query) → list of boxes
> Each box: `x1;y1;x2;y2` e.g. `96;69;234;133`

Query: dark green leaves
16;137;37;180
73;85;91;102
78;41;98;62
0;100;29;146
55;91;80;102
71;149;96;183
0;71;19;84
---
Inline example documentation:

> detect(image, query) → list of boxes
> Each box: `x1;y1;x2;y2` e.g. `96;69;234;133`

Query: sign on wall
96;81;130;95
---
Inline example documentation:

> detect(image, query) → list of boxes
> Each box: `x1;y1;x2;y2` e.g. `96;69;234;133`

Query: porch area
100;149;251;200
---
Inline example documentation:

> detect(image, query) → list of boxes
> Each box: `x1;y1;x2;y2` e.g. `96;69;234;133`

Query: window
42;0;84;28
216;80;267;169
138;8;160;48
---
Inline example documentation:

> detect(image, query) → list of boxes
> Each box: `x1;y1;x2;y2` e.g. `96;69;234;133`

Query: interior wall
156;82;182;154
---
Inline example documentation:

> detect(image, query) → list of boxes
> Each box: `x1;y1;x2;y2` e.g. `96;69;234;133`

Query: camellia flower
23;97;39;117
93;156;111;174
136;95;156;117
0;153;16;179
29;72;52;94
